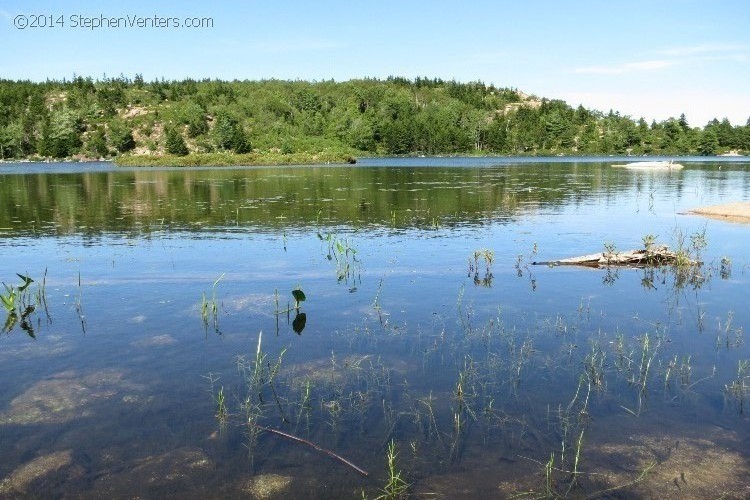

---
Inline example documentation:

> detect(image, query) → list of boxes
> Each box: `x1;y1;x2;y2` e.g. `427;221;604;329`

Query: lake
1;156;749;498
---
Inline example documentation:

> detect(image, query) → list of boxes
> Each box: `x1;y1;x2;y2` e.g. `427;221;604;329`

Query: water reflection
2;160;747;238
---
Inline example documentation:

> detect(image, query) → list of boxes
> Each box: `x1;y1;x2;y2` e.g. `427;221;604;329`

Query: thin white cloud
573;59;676;75
0;9;12;21
657;43;748;57
572;41;749;75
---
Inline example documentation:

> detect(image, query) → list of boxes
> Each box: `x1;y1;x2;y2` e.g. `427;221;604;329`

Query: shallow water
1;157;750;498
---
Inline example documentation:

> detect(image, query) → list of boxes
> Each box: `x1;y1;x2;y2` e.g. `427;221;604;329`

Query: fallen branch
256;425;369;477
533;245;697;269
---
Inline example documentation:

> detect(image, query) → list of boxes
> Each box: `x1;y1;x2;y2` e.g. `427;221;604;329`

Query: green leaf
17;274;34;292
1;295;14;312
1;284;15;312
291;289;306;303
292;312;307;334
3;310;18;333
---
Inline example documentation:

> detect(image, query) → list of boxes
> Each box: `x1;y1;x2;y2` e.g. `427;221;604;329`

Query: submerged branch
255;424;369;477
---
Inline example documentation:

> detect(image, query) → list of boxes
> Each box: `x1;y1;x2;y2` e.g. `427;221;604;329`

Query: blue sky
1;0;748;126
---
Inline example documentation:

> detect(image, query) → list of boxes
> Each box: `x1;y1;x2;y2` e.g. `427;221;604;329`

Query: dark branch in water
255;425;369;477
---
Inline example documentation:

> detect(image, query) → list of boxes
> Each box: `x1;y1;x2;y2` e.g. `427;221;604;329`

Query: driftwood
532;245;696;269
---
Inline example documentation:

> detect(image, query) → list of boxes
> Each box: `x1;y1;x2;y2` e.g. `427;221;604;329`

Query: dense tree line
1;75;748;160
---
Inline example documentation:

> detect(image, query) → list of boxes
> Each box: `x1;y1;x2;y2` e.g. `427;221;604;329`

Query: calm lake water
1;157;749;498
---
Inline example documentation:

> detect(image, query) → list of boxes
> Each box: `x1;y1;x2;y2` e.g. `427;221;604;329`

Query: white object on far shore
612;160;684;170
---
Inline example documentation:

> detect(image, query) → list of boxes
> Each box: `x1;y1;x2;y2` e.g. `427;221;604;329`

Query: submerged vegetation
1;76;749;165
201;273;224;334
1;271;48;337
183;221;746;497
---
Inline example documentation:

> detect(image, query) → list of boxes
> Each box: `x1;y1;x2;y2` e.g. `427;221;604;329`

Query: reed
376;440;409;500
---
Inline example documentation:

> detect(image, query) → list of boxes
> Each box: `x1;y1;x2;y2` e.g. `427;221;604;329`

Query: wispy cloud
572;42;748;75
573;59;676;75
0;9;12;21
657;43;748;57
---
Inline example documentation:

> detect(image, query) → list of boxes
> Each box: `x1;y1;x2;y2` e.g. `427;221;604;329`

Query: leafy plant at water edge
1;284;16;313
318;232;360;284
2;273;42;336
292;288;306;309
272;288;308;334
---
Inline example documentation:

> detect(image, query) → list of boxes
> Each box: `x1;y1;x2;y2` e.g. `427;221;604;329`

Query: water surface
1;157;749;497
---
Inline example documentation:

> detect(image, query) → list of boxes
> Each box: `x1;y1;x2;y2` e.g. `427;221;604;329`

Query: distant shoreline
1;152;745;167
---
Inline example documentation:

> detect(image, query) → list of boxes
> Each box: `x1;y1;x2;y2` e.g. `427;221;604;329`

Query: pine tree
698;130;718;156
165;127;189;156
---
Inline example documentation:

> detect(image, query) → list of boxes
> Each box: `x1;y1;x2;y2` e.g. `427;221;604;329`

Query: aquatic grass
716;311;743;350
1;272;50;336
206;247;743;497
206;273;225;333
74;272;86;334
115;149;358;167
720;256;732;279
468;248;494;287
372;278;384;310
35;268;50;324
319;232;360;278
203;373;229;428
295;376;314;433
375;440;410;500
215;387;228;424
724;359;750;414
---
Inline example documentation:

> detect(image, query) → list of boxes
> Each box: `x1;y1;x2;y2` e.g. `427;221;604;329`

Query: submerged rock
88;447;213;496
0;369;143;425
243;474;292;499
0;450;73;495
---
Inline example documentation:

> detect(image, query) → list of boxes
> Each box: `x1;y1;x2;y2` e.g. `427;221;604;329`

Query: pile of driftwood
533;245;695;269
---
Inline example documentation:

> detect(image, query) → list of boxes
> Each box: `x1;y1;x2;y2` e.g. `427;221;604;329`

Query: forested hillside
1;75;748;164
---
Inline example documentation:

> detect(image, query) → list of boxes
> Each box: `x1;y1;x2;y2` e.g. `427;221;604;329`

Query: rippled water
1;157;749;497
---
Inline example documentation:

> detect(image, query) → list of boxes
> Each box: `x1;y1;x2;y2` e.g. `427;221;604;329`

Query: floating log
532;245;696;268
